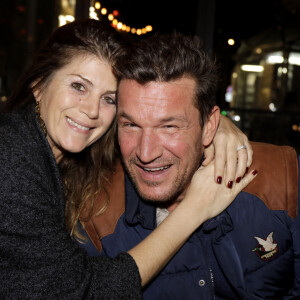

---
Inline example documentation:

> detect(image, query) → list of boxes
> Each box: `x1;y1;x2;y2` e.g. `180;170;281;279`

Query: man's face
117;77;206;204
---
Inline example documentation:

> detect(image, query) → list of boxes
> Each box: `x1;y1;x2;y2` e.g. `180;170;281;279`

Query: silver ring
237;145;247;151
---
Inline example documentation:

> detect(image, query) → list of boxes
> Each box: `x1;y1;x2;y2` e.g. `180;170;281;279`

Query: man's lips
137;164;172;173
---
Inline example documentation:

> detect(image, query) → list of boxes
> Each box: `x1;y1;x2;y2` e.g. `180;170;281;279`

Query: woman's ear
202;106;220;147
31;80;41;102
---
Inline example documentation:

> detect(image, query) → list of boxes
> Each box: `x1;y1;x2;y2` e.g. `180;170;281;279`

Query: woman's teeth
67;117;89;131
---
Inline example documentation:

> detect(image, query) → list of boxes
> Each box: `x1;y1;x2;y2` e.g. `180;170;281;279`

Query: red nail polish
252;169;258;176
217;176;222;184
227;181;233;188
236;177;241;183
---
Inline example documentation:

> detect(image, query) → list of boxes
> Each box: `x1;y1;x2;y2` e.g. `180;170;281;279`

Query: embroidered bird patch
252;232;278;260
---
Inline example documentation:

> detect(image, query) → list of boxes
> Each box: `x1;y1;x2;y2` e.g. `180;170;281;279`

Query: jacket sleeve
290;154;300;298
0;115;142;300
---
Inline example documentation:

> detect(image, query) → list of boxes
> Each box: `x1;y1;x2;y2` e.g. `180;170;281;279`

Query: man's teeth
143;166;170;172
67;117;89;131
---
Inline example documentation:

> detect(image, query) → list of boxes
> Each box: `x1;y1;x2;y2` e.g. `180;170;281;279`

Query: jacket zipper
200;237;216;300
209;266;216;300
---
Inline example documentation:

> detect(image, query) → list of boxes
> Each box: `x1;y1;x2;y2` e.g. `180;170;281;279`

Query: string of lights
90;1;153;35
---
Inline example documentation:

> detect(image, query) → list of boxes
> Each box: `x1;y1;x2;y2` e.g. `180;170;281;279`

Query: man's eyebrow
117;111;131;119
160;116;181;122
117;113;186;123
160;116;187;123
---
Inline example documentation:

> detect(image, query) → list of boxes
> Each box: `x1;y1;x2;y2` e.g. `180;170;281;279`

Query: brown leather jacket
81;142;299;252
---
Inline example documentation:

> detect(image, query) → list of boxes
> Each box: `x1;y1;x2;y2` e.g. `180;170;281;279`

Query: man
81;33;299;299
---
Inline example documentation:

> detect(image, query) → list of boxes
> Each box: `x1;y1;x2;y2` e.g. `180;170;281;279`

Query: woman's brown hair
3;19;126;239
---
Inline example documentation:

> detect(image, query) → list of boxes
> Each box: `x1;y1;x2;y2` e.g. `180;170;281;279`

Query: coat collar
124;175;157;230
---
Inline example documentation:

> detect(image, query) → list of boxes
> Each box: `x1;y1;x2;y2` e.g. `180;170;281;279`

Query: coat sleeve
290;154;300;298
0;115;142;300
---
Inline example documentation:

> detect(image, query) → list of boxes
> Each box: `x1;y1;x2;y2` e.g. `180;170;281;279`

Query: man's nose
136;129;163;163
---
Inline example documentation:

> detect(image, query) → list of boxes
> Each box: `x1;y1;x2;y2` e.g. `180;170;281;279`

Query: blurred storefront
0;0;73;107
224;25;300;151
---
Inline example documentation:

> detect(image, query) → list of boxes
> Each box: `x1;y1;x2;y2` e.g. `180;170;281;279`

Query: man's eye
125;123;136;127
104;96;116;105
72;82;85;91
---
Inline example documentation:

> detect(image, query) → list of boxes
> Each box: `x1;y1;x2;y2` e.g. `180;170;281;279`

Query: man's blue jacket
81;142;300;299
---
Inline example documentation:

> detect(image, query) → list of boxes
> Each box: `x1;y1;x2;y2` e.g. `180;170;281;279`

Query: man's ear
202;106;220;147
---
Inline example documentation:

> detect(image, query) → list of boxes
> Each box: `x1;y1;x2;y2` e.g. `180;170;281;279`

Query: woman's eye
72;82;85;91
104;96;116;105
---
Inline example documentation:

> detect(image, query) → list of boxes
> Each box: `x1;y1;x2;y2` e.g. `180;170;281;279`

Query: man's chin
142;197;180;209
125;167;185;204
134;185;183;205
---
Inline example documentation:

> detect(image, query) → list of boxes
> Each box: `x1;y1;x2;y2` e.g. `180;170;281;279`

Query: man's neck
167;201;180;212
165;192;186;212
163;175;197;212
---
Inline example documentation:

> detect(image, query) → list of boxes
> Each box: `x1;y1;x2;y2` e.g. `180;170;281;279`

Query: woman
0;19;256;299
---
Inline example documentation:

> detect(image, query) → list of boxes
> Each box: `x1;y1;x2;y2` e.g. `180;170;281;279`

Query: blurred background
0;0;299;151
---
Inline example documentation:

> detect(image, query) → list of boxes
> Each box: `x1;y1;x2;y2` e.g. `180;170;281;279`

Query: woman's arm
129;162;257;286
203;115;253;187
0;111;255;298
0;115;142;299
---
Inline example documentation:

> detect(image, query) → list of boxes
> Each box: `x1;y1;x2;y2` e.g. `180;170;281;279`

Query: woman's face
34;54;117;161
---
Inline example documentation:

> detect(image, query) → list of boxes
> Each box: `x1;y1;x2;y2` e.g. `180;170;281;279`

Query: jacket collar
123;172;235;237
124;174;157;230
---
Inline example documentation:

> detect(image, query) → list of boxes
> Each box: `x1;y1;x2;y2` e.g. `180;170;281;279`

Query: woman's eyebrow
70;74;93;86
69;74;117;94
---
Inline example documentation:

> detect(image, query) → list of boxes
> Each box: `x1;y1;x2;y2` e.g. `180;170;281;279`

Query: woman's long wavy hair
2;19;126;240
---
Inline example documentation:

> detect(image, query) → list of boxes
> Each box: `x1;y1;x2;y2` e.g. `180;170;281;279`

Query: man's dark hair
116;32;218;127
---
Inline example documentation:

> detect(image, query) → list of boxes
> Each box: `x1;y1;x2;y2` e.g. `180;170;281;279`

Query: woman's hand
184;161;257;222
202;115;253;188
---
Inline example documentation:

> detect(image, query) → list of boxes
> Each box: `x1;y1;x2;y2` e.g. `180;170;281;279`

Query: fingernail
217;176;222;184
227;181;233;189
246;167;249;174
236;177;241;183
252;169;258;176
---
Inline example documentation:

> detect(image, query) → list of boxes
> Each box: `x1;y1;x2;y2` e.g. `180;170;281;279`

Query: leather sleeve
81;162;125;252
244;142;299;219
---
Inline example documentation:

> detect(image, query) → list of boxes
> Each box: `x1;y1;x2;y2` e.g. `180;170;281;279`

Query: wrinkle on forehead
135;79;196;112
119;80;199;127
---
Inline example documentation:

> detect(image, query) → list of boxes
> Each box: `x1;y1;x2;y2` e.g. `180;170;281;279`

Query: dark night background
0;0;299;149
1;0;299;96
